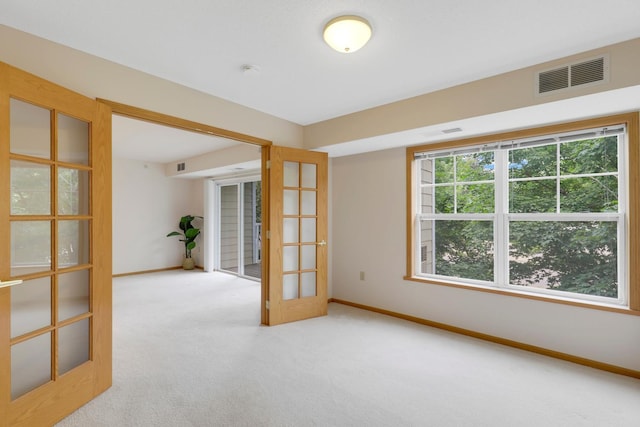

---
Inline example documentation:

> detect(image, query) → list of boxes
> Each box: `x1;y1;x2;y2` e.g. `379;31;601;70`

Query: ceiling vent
536;55;608;95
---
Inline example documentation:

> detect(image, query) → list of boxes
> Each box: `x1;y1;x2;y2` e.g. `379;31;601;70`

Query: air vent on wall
536;55;608;95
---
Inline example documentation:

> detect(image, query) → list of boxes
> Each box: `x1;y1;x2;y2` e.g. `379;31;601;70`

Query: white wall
112;157;201;274
331;147;640;372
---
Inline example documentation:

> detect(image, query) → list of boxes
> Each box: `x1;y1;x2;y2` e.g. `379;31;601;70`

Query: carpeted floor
56;270;640;426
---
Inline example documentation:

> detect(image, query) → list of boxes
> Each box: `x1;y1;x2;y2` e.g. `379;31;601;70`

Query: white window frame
413;125;628;307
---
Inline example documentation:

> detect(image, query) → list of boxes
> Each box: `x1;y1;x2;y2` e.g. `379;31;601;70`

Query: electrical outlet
359;271;365;281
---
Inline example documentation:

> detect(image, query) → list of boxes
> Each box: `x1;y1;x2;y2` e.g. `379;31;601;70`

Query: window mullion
495;150;509;287
556;142;561;214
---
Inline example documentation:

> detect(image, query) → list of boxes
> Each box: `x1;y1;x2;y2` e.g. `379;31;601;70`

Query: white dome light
323;15;372;53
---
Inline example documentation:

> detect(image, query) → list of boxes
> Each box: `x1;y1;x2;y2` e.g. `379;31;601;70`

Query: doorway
215;178;262;280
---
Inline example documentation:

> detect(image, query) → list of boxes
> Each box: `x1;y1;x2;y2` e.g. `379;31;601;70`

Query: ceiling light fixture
323;15;372;53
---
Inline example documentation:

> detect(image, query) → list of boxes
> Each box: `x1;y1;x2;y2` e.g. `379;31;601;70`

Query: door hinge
266;230;270;239
265;300;270;310
266;160;271;169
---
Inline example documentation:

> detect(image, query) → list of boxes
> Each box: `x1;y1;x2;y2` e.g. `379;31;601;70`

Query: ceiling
111;115;239;163
3;1;640;163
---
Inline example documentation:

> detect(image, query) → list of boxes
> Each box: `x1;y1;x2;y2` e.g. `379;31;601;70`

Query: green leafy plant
166;215;202;259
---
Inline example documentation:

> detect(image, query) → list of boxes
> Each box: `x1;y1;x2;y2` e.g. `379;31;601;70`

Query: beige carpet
56;270;640;426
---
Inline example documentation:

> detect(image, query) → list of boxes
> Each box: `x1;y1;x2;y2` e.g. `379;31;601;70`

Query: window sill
403;275;640;317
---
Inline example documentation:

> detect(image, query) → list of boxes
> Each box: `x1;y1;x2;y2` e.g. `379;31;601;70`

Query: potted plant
167;215;202;270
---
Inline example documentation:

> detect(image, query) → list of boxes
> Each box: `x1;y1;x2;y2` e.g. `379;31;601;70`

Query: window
407;114;640;312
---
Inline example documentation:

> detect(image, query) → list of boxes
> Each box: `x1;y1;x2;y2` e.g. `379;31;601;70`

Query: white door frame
204;174;260;275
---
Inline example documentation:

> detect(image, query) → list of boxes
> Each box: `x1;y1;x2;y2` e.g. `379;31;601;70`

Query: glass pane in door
58;168;89;215
11;332;52;400
58;319;90;375
9;98;51;159
220;185;239;272
57;113;89;165
58;269;90;321
10;276;52;338
242;182;261;279
58;220;90;268
11;221;51;276
281;162;318;300
10;160;51;215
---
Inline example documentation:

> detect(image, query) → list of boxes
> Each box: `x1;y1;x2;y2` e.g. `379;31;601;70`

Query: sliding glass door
217;180;261;279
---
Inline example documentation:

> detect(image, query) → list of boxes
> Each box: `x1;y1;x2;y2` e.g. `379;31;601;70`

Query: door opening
214;178;262;280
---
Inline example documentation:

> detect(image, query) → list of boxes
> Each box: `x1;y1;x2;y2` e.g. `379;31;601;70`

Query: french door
262;146;328;325
0;62;112;426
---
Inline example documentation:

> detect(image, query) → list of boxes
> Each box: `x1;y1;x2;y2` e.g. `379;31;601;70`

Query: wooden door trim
261;147;271;325
97;99;273;147
97;99;275;324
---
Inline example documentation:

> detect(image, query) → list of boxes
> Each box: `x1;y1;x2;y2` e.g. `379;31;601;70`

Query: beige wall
112;157;201;274
331;147;640;372
305;38;640;149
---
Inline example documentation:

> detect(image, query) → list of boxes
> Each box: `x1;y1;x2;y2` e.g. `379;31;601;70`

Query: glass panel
301;191;316;215
58;270;90;321
283;190;299;215
419;220;435;274
456;184;494;213
10;276;51;338
10;98;51;159
428;220;494;282
301;218;316;243
420;159;434;185
57;113;90;165
243;182;261;279
283;274;298;300
10;160;51;215
301;163;317;188
220;185;239;272
560;137;617;175
509;144;556;179
58;220;90;268
11;332;51;400
456;153;495;181
283;161;299;187
434;157;453;184
560;176;618;213
283;218;299;244
301;245;316;270
283;246;299;272
420;185;434;214
11;221;51;276
301;272;316;297
509;221;618;298
58;319;90;375
58;168;89;215
434;185;454;214
510;180;556;213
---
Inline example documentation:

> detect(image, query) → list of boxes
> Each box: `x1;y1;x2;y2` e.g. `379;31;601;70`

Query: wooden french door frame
0;62;112;426
261;146;329;326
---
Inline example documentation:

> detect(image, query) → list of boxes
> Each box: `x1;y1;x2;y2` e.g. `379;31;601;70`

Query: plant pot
182;257;195;270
